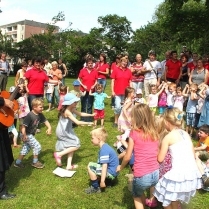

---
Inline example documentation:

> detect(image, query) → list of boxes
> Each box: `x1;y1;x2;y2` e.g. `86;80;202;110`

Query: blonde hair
131;104;159;141
51;61;58;66
163;108;184;128
168;82;177;89
90;127;108;142
155;116;168;145
31;98;44;107
190;83;198;91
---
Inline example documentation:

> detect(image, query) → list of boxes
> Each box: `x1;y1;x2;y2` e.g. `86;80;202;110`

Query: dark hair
95;83;103;91
199;124;209;135
59;85;68;93
58;105;68;118
21;61;27;67
32;57;42;65
170;50;177;56
100;53;107;63
180;54;188;62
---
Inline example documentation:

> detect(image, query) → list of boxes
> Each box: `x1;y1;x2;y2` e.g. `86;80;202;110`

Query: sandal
145;198;158;208
53;152;62;166
66;164;78;170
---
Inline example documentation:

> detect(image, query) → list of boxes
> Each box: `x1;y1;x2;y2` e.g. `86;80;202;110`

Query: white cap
136;89;142;94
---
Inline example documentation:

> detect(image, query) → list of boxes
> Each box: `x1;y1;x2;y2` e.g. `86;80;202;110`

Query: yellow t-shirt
197;136;209;152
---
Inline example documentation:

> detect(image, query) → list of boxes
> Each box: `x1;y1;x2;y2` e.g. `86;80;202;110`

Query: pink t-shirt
130;130;159;177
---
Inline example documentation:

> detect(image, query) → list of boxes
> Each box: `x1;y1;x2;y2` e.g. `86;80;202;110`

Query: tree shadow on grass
6;148;53;192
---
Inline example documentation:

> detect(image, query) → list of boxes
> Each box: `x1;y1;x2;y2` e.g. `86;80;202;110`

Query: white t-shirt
44;63;52;74
174;96;184;111
166;90;175;106
46;83;55;94
143;60;161;80
148;94;159;107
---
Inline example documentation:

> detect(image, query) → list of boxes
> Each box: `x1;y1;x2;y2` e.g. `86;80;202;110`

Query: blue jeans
131;81;143;92
28;94;43;110
97;79;107;91
52;85;59;106
46;93;53;103
132;169;159;197
80;92;94;122
114;95;125;115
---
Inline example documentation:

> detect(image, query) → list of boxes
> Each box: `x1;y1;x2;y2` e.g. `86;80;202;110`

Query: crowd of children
7;54;209;209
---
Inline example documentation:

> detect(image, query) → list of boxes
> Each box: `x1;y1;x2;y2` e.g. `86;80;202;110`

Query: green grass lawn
2;76;209;209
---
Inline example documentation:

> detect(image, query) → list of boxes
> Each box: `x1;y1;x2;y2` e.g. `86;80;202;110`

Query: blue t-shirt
92;92;108;110
98;143;119;176
186;95;198;113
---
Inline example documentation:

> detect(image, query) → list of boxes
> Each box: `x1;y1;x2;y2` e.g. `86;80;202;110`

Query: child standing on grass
117;104;159;209
8;123;19;148
14;98;52;169
158;83;167;115
148;84;166;114
165;82;177;108
45;74;55;112
89;84;110;128
54;93;94;170
118;87;135;133
85;128;119;194
153;108;202;209
183;83;199;136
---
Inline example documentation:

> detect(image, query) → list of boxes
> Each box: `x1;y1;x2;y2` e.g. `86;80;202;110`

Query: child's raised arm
157;83;166;96
182;84;189;97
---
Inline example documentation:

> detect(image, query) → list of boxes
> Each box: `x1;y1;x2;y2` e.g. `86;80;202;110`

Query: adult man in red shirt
165;50;182;84
78;57;98;122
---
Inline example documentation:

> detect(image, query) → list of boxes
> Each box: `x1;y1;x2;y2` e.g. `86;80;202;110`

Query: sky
0;0;164;33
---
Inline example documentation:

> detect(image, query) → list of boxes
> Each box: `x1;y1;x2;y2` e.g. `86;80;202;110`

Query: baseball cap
9;86;16;93
136;89;142;94
73;80;80;86
62;93;80;105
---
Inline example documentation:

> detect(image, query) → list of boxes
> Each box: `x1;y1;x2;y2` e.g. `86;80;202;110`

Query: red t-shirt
187;62;196;72
110;66;132;95
130;130;159;177
25;68;49;95
204;63;209;70
95;62;109;79
131;63;144;82
78;68;98;92
166;59;182;79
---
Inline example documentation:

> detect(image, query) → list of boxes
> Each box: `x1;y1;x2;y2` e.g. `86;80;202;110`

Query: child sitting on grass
194;124;209;162
85;128;119;194
14;98;52;169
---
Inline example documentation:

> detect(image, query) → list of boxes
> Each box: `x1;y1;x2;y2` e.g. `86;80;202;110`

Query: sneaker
14;161;25;168
202;175;209;187
46;109;51;112
32;161;44;169
36;129;41;133
85;186;101;194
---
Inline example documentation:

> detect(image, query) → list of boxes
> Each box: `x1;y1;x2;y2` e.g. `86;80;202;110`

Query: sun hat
73;80;80;86
9;86;16;93
136;89;142;94
62;93;80;105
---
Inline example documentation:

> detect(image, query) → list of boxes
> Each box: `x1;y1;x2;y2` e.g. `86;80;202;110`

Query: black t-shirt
58;64;65;75
23;111;46;135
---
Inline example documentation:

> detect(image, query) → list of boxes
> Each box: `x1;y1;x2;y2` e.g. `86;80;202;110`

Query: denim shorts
132;169;159;197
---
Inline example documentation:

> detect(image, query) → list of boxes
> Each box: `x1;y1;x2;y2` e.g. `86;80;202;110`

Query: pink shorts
94;109;105;120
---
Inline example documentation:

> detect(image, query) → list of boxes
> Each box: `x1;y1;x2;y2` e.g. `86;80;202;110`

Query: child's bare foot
53;152;62;166
66;164;78;170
